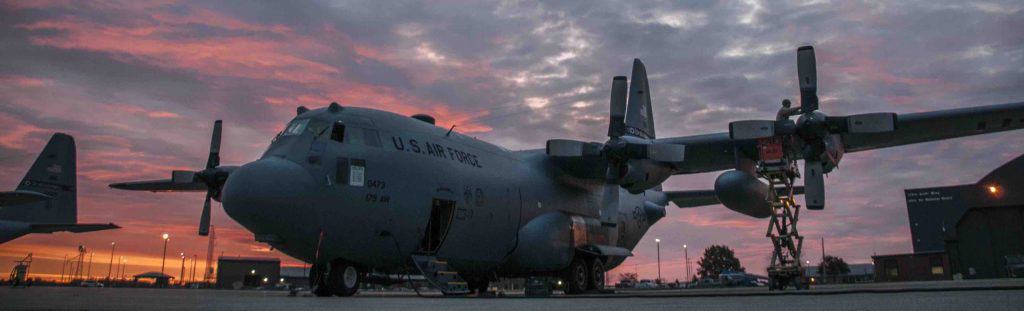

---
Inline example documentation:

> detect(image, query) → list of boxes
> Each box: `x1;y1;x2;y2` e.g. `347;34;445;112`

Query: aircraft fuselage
219;106;664;277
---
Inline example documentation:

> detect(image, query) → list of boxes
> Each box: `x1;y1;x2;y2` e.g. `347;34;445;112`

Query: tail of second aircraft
0;133;77;223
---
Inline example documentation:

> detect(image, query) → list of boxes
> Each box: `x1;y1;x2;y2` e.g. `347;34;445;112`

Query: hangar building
874;154;1024;281
215;256;281;289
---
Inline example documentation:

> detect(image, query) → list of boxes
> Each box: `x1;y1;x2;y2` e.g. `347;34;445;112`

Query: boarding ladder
410;254;470;295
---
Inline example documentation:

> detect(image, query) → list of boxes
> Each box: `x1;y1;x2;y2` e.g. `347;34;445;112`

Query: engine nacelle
618;159;673;194
714;170;773;218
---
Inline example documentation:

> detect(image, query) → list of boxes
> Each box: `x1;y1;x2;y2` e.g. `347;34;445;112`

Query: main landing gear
311;260;363;297
561;256;605;295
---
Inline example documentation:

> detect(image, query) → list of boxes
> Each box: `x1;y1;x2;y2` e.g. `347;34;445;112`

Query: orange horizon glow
5;0;1012;286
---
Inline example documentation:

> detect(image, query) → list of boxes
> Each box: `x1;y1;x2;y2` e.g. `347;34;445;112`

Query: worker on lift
776;99;801;121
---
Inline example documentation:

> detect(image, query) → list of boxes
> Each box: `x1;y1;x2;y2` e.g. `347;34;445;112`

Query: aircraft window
331;122;345;143
363;128;382;147
283;119;309;136
308;120;330;138
346;127;364;145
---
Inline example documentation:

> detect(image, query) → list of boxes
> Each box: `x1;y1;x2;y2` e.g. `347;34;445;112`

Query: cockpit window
283;119;310;136
330;121;345;143
363;128;382;147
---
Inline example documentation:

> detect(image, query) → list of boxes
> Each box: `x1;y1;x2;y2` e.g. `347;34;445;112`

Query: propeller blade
605;159;625;182
600;182;620;226
608;76;628;138
206;120;222;169
729;120;777;140
199;192;212;236
804;160;825;210
797;46;819;113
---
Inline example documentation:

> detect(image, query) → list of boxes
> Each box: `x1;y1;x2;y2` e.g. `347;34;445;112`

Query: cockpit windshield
282;118;310;136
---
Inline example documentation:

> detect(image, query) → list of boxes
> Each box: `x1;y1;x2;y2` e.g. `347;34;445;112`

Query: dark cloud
0;0;1021;278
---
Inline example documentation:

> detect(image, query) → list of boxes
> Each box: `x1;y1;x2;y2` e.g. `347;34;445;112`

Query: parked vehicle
79;281;104;287
635;279;660;289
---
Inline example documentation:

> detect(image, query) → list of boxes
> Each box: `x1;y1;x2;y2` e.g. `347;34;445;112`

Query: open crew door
418;198;456;254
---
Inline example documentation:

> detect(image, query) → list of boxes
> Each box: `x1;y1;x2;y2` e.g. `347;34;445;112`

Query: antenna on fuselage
446;125;456;137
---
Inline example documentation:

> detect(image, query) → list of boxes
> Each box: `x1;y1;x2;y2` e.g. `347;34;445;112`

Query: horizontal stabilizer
29;223;119;234
109;179;207;192
667;187;805;208
0;190;51;206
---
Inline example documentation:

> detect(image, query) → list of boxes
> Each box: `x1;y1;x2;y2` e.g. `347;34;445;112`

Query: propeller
608;76;628;138
198;120;222;236
169;120;226;236
546;66;684;193
727;46;898;210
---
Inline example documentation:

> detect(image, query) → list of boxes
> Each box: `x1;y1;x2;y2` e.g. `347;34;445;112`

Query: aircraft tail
624;59;655;139
0;133;77;224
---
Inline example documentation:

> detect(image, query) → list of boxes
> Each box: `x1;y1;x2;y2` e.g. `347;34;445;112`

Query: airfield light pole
121;257;127;279
684;244;689;282
160;233;169;274
107;242;116;280
190;254;197;285
179;252;186;286
60;254;67;283
655;238;661;283
87;252;94;280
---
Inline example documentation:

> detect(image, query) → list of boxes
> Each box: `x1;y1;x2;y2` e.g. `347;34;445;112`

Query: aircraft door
418;197;456;254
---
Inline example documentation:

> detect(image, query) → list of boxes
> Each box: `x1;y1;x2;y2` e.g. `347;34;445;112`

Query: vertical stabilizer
1;133;76;223
625;59;655;139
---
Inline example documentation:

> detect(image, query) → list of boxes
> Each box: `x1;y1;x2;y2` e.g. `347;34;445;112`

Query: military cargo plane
1;133;119;244
111;46;1024;296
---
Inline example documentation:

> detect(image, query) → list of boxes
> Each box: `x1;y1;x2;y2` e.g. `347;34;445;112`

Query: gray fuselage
219;106;664;276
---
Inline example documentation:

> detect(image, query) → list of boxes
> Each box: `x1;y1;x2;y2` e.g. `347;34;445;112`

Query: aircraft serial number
366;179;386;189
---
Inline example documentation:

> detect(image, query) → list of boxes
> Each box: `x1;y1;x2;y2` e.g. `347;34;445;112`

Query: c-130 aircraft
112;46;1024;296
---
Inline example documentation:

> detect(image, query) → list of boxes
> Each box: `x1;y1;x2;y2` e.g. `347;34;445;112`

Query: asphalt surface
1;279;1022;311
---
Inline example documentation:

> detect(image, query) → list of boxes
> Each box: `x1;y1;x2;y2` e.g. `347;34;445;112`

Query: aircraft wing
666;187;804;208
658;101;1024;174
841;101;1024;152
28;223;120;234
108;179;207;192
0;190;52;206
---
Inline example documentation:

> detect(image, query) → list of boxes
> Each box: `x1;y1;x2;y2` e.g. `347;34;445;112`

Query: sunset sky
1;0;1022;282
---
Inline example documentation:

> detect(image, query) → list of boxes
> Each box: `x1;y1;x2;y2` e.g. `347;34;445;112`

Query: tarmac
1;279;1022;311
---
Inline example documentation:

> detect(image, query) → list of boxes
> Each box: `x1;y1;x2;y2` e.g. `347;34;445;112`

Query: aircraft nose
221;157;318;232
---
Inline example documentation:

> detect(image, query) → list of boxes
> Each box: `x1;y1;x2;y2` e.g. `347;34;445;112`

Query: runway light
250;269;256;275
557;280;563;286
263;277;268;283
280;278;285;283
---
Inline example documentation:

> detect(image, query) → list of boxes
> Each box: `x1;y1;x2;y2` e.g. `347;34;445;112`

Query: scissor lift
756;137;809;290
